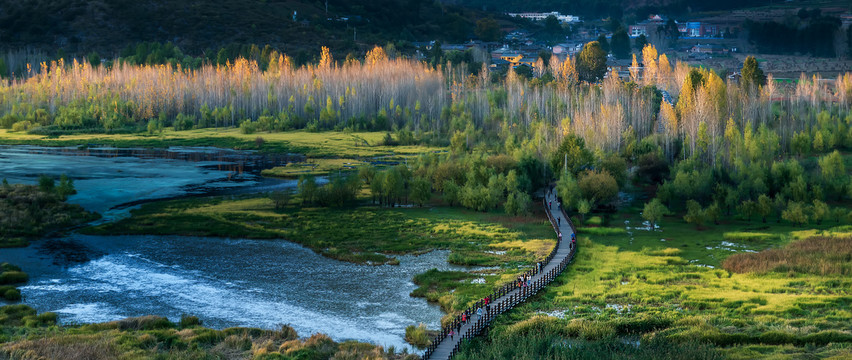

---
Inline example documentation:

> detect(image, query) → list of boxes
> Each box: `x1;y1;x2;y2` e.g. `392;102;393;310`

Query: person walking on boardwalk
449;329;455;340
476;307;483;318
558;216;561;227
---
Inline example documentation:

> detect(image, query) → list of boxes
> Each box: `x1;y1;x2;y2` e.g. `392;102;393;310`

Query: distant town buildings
629;14;723;38
506;12;580;24
629;14;669;37
690;44;726;54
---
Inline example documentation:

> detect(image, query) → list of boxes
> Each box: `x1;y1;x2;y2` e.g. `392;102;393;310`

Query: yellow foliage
365;46;388;66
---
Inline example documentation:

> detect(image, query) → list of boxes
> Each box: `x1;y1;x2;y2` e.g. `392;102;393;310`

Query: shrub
506;316;564;337
11;120;34;132
578;227;627;236
0;113;22;128
578;169;619;206
114;315;172;330
190;329;225;346
613;316;673;334
586;216;603;226
504;190;531;216
645;248;682;256
565;318;615;340
722;232;780;243
802;330;852;345
404;323;430;349
23;311;58;327
2;288;21;301
0;271;28;284
173;113;196;131
240;119;257;134
0;304;37;326
146;118;162;134
0;263;21;272
179;314;201;327
278;325;299;341
36;312;57;323
138;333;157;349
223;334;253;350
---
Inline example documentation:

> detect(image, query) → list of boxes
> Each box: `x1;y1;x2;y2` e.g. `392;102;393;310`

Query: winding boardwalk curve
422;189;577;360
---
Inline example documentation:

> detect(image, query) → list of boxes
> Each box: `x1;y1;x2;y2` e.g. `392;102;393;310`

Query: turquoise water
0;146;454;350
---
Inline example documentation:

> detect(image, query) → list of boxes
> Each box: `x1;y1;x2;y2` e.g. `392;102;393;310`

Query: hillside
0;0;482;57
455;0;776;18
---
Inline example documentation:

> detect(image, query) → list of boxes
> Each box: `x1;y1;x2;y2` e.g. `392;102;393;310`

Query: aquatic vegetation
722;232;782;243
0;183;99;243
404;323;432;349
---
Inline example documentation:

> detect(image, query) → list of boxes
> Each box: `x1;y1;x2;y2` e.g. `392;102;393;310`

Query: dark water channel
0;145;456;350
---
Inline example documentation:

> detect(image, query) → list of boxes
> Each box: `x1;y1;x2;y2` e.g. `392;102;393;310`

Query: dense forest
0;0;481;57
1;42;850;226
746;10;844;57
1;18;852;357
456;0;776;18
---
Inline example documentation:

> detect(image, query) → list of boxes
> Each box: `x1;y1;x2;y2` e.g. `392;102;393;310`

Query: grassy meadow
0;128;440;159
457;202;852;359
0;127;441;180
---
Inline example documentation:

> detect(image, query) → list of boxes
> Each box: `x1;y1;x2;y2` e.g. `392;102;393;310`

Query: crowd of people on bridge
440;184;577;349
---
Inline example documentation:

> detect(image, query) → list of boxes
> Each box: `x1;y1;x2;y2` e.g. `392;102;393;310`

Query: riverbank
455;202;852;359
0;128;444;180
0;183;99;248
83;194;555;312
0;180;97;325
0;306;421;360
0;128;442;158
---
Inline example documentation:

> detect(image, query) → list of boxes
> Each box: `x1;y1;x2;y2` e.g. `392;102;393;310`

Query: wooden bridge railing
421;189;577;359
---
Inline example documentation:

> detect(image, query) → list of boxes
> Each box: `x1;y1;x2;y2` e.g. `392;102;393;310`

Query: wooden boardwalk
422;189;577;360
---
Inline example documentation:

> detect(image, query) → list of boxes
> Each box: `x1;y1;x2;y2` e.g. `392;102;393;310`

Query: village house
506;12;580;24
629;14;669;37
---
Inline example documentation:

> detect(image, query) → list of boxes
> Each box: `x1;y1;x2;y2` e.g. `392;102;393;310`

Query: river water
0;145;456;350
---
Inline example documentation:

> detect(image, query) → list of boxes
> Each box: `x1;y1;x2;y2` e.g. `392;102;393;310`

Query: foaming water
0;145;453;350
5;235;465;350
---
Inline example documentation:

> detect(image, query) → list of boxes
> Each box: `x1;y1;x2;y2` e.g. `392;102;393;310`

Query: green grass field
457;202;852;359
0;128;442;158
